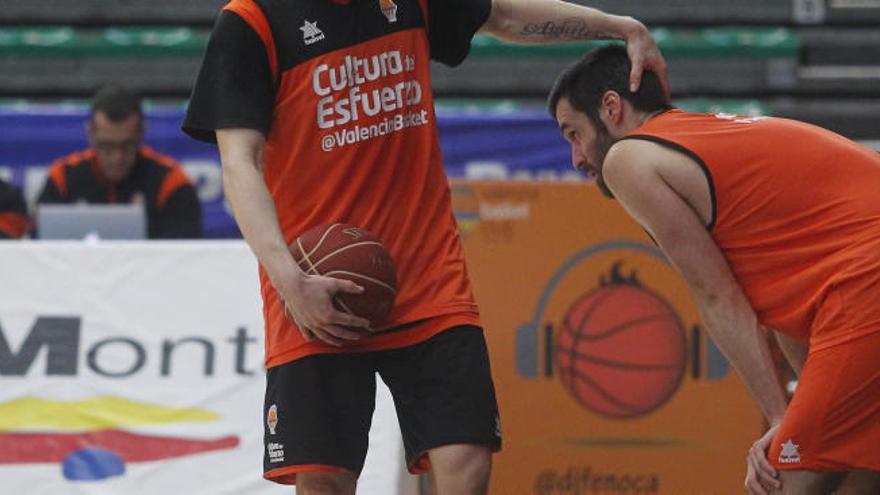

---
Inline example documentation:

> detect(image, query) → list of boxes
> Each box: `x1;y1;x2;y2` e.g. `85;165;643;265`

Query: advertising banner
454;182;765;494
0;242;403;494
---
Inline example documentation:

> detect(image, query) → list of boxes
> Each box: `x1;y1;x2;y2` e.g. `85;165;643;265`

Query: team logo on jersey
266;404;278;435
778;438;801;464
379;0;398;23
300;20;326;45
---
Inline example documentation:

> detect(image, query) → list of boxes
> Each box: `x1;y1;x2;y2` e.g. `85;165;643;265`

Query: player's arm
480;0;667;93
215;129;296;287
772;330;808;375
216;129;369;345
602;140;788;425
184;10;367;344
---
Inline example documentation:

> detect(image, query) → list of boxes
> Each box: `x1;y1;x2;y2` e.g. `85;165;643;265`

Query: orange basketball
290;223;397;327
555;284;686;418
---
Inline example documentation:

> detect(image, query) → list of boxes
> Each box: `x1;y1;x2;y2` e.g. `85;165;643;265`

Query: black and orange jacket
0;178;28;239
184;0;489;366
37;146;202;239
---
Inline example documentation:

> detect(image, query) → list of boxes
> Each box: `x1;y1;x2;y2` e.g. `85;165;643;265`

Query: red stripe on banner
0;430;239;463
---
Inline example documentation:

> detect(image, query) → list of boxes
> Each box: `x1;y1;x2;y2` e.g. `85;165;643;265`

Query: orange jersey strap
140;146;194;208
46;149;97;197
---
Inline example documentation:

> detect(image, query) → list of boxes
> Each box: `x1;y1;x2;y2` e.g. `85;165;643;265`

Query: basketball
555;283;686;418
290;223;397;327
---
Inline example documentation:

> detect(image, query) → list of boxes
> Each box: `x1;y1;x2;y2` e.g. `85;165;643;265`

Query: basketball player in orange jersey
549;44;880;495
183;1;667;494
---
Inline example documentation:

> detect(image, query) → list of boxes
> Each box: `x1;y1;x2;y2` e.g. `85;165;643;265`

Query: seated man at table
37;84;202;239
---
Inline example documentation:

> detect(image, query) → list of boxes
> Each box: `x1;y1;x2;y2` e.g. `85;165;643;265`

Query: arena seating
575;0;880;26
0;27;206;95
3;0;877;27
0;25;800;97
0;0;225;26
0;0;877;143
434;28;800;96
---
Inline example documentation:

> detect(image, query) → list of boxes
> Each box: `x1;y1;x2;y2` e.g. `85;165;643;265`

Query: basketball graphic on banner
555;263;687;418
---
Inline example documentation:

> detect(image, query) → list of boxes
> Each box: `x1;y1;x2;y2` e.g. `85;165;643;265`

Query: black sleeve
182;10;276;143
427;0;492;67
36;174;68;204
151;185;203;239
0;179;27;215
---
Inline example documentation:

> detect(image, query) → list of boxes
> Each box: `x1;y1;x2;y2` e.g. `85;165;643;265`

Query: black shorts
262;325;501;484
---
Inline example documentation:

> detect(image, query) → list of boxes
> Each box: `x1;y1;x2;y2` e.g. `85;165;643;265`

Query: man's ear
600;90;623;126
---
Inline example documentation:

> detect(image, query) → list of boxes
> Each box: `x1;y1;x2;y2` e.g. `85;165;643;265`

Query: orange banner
454;181;764;495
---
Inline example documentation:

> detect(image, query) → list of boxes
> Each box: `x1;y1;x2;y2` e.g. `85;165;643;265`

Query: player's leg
262;352;377;493
296;472;358;495
771;470;843;494
426;443;492;495
378;325;502;495
835;470;880;494
768;331;880;490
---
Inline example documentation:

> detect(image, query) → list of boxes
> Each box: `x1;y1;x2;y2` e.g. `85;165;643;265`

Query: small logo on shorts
494;414;502;439
778;438;801;464
268;442;285;463
267;404;278;435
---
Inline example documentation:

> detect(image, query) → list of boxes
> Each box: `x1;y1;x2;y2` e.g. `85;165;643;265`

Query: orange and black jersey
38;146;202;239
183;0;490;366
0;178;27;239
626;110;880;350
183;0;489;142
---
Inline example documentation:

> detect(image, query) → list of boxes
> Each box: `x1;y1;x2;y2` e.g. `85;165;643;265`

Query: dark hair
547;44;670;123
90;83;143;122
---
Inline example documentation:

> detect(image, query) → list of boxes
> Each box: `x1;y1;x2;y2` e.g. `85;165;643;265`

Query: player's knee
296;471;357;495
430;444;492;493
456;449;491;486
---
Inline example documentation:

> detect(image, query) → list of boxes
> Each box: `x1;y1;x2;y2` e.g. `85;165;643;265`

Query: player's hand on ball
744;423;781;495
282;273;371;347
289;224;397;329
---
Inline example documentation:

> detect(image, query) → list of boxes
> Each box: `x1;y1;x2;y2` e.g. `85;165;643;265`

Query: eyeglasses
92;139;140;153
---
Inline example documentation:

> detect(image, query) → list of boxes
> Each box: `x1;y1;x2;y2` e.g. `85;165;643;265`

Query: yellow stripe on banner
0;396;220;431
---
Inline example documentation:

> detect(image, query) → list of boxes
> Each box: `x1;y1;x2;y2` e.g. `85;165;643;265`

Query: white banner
0;241;404;495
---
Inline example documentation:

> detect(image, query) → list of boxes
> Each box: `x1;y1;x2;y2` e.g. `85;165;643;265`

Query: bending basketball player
183;1;667;494
548;45;880;495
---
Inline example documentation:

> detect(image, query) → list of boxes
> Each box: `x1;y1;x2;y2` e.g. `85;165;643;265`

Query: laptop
37;203;147;240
